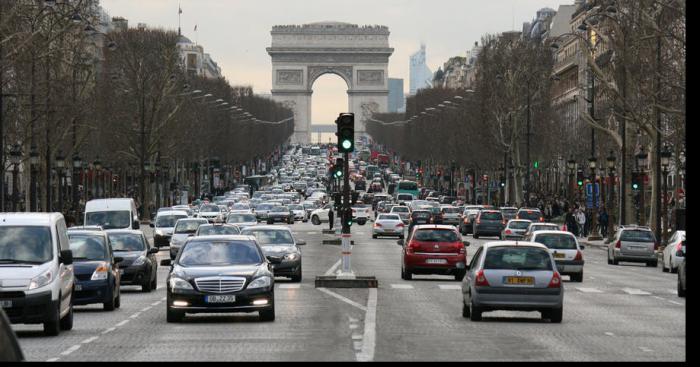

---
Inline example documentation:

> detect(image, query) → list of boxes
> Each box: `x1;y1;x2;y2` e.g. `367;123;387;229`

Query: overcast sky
101;0;567;125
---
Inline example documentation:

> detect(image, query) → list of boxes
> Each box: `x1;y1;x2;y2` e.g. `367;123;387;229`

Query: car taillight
408;241;420;253
475;270;490;287
548;272;562;288
464;218;470;224
397;222;405;227
615;240;621;249
539;217;544;222
374;222;382;228
505;229;512;234
574;250;583;261
676;242;683;252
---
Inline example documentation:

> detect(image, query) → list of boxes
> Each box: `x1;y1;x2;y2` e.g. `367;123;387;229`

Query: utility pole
336;113;355;279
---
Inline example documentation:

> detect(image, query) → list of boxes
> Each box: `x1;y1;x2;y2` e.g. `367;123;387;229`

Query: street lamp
29;146;39;211
567;156;576;204
73;155;82;220
55;151;65;213
606;150;617;239
9;144;22;212
635;146;648;225
660;145;672;244
94;157;102;199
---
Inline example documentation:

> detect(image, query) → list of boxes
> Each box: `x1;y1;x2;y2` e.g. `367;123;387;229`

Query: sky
100;0;566;130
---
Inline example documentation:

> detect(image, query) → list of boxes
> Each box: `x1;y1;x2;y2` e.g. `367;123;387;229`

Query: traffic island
315;275;378;288
322;239;355;245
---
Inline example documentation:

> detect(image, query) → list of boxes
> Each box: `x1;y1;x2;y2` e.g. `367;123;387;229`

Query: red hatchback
399;225;470;281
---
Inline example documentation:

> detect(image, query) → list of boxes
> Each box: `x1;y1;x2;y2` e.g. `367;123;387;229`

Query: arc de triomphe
267;22;394;144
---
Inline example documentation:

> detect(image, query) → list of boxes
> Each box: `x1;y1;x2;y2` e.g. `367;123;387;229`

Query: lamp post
72;155;82;216
606;151;617;240
29;146;39;211
636;146;649;225
155;155;162;210
567;156;576;205
94;157;102;199
588;157;602;240
660;145;672;245
9;144;22;212
55;151;65;214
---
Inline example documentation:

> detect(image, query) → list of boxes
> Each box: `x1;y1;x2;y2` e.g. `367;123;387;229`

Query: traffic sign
585;183;600;208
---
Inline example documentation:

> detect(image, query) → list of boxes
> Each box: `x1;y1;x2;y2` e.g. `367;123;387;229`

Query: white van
0;213;75;335
84;198;140;230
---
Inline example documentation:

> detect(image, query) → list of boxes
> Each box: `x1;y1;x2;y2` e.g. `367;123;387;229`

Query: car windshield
200;205;220;212
289;205;303;210
197;226;241;236
0;226;52;264
398;182;418;190
442;207;460;214
534;234;577;250
481;212;503;221
175;221;206;234
272;206;288;212
257;204;273;211
484;247;553;271
68;234;109;261
242;229;295;246
108;233;145;252
621;230;655;242
502;209;518;215
228;214;257;223
413;229;460;242
392;207;409;213
509;221;532;230
518;211;541;220
179;240;262;266
378;215;401;221
156;215;187;228
85;211;131;229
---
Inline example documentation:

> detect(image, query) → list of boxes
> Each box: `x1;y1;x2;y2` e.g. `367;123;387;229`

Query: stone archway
267;22;394;144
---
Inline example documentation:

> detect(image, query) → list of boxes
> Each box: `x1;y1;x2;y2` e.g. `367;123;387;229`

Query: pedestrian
328;206;334;231
565;208;578;236
599;209;609;237
576;209;586;238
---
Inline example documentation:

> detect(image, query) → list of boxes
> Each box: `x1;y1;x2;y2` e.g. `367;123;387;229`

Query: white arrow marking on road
60;345;81;356
324;259;342;276
349;324;359;330
317;287;367;311
438;284;462;290
390;284;414;289
278;284;301;289
622;288;652;296
604;332;615;336
577;287;603;293
352;334;363;340
353;341;363;351
81;336;99;344
129;313;141;319
638;347;653;353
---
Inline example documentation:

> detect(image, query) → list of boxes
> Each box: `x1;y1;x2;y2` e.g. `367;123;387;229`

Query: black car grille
194;277;246;293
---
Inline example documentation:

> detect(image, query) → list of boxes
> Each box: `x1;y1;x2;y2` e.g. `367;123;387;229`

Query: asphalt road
13;221;685;361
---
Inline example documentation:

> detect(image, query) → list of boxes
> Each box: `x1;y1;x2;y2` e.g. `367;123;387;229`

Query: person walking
599;209;609;238
576;209;587;238
565;208;578;237
328;206;335;231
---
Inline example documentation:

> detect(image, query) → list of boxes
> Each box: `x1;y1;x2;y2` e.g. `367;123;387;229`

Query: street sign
585;183;600;209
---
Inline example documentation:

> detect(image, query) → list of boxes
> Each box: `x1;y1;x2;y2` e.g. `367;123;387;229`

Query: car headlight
132;255;148;266
169;277;193;292
155;229;165;236
29;269;53;290
91;262;110;281
247;276;272;290
283;253;300;261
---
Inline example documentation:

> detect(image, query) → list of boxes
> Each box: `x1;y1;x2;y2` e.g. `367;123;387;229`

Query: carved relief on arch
360;101;380;120
308;65;353;89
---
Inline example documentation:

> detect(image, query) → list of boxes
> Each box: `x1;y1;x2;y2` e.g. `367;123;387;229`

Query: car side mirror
148;247;159;254
463;241;471;247
149;223;155;228
396;239;404;246
133;220;140;230
60;249;73;265
113;257;124;264
296;240;306;246
579;245;585;250
160;259;172;266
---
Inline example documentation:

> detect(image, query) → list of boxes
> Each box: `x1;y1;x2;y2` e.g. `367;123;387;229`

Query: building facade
409;44;433;95
388;78;405;113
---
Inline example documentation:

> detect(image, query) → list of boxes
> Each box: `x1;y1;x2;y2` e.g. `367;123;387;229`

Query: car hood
260;245;297;255
73;260;109;275
171;233;193;243
154;227;175;235
174;264;264;280
0;261;54;288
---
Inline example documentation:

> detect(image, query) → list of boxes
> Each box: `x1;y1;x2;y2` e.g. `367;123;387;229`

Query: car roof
156;210;189;216
508;219;533;223
241;225;292;232
481;241;549;250
531;230;576;237
66;229;107;236
105;229;144;235
0;212;64;226
188;235;257;242
414;224;459;230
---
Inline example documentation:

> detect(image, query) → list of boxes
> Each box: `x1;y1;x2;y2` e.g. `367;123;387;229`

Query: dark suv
472;210;505;239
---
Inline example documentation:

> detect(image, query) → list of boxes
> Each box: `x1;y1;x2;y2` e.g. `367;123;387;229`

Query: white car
351;205;371;225
288;204;308;222
372;214;405;239
310;204;333;225
196;204;224;223
527;230;585;282
662;230;686;273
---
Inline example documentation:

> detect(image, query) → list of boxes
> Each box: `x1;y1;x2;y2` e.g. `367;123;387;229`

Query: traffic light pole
339;152;355;278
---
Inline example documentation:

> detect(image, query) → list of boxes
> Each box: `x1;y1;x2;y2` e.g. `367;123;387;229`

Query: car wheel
291;269;302;283
43;303;61;336
662;258;669;272
401;265;412;280
647;260;658;268
311;216;321;226
473;233;479;239
372;234;377;239
115;292;121;309
259;303;275;322
104;290;116;311
399;235;404;240
462;301;470;318
59;299;74;331
166;306;185;323
151;274;158;290
469;300;482;321
612;256;619;265
267;220;274;225
142;277;153;293
678;275;686;297
571;272;583;283
545;307;563;323
455;271;466;282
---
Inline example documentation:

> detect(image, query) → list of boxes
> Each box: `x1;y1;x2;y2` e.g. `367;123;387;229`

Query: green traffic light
632;183;639;190
342;140;352;150
534;161;539;169
577;181;584;187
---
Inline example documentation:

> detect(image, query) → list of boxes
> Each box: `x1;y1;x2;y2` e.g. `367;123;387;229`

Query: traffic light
332;158;344;179
343;207;353;227
500;176;506;188
333;193;342;211
577;170;584;187
534;161;539;169
335;113;355;153
632;172;640;191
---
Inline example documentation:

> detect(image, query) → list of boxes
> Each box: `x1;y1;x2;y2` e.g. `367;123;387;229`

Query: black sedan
67;230;122;310
266;206;295;225
162;236;277;322
106;230;159;292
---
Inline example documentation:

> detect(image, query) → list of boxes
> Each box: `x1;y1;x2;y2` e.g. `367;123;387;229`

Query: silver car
461;241;564;322
372;214;405;239
528;231;585;282
227;213;258;229
169;218;208;259
662;230;685;273
440;205;462;226
608;225;658;267
501;219;533;240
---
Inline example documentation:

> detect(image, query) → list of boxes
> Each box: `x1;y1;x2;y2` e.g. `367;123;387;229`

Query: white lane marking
604;332;615;336
161;297;167;301
102;327;116;335
639;347;654;353
151;301;161;306
438;284;462;290
669;290;678;295
278;284;301;289
349;324;359;330
317;287;367;312
349;317;359;323
622;288;652;296
356;288;377;362
115;319;130;327
352;334;363;340
588;276;596;280
577;287;604;293
353;341;363;351
141;306;152;312
81;336;99;344
668;300;684;306
129;313;141;319
60;345;81;356
390;284;414;289
307;232;320;235
47;358;60;362
324;259;342;276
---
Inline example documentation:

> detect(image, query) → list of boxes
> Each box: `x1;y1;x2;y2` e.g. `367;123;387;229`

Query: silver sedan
462;241;564;322
372;214;405;239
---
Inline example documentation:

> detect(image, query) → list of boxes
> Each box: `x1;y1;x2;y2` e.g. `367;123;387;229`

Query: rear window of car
378;215;401;221
392;207;409;213
534;234;578;250
621;230;655;242
518;210;542;220
413;229;460;242
509;221;532;230
412;211;431;218
480;212;503;221
484;247;553;271
441;207;461;214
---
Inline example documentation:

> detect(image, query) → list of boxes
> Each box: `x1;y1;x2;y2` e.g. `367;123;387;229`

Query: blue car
67;229;122;311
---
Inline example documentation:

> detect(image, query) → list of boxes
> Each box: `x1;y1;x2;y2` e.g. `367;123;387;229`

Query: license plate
75;284;83;291
504;276;534;285
554;253;566;259
425;259;447;264
206;295;236;303
0;300;11;308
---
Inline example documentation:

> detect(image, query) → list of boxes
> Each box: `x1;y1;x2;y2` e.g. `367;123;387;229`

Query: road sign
585;183;600;208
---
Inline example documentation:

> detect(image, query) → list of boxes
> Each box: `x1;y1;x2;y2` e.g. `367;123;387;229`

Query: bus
396;180;420;199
